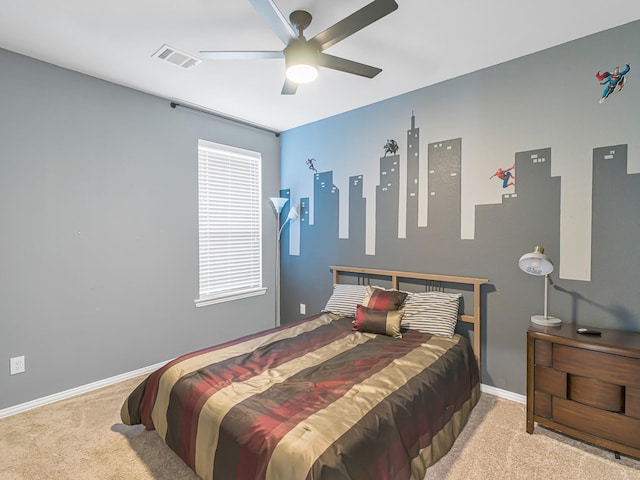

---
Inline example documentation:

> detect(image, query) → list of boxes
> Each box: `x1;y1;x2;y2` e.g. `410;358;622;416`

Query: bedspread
121;313;480;480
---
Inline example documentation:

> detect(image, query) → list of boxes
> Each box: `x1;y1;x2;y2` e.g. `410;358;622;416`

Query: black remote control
577;328;601;336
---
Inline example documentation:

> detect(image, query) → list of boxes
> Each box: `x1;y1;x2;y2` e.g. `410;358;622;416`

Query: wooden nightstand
526;323;640;458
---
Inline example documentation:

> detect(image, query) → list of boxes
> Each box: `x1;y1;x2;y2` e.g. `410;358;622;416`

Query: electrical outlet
10;356;25;375
300;303;306;315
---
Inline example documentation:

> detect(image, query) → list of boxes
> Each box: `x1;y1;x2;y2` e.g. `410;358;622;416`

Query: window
195;139;265;307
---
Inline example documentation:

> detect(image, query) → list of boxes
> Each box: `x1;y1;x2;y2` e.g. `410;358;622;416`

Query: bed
121;266;488;480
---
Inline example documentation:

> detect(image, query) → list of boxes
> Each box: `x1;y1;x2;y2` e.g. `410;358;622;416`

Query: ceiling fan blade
199;51;284;60
281;78;298;95
249;0;297;45
318;53;382;78
310;0;398;51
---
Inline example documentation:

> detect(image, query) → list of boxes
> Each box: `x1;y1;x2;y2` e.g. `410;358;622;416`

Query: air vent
152;44;201;70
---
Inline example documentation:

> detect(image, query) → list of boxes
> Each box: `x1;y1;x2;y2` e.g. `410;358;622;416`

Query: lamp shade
269;197;289;214
518;246;553;276
518;246;561;326
286;205;299;221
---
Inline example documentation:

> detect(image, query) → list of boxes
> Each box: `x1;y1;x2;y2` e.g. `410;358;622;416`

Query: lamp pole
543;274;549;320
269;197;289;327
275;212;282;327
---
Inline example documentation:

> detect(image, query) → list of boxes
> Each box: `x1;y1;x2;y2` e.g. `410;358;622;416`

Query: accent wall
279;20;640;395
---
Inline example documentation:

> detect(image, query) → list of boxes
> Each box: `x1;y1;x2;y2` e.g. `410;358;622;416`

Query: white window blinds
195;140;265;307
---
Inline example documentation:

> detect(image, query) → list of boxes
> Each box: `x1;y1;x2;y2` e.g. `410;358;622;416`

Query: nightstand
526;323;640;458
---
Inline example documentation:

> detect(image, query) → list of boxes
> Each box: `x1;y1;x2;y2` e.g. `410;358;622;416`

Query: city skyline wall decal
280;112;636;285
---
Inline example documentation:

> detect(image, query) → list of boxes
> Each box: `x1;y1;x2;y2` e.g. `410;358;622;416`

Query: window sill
195;287;267;307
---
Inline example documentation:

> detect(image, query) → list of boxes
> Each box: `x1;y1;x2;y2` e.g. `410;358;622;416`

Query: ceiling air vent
152;44;201;70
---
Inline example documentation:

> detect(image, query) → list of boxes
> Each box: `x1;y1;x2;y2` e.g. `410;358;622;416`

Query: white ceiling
2;1;640;132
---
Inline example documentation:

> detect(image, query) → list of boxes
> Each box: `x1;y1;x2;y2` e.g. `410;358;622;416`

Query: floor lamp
518;246;562;326
269;197;298;327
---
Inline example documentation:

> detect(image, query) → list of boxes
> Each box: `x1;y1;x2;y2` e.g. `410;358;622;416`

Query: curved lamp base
531;315;562;327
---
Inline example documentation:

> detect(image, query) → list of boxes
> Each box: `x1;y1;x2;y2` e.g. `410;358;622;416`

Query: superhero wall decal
306;158;318;173
383;139;399;156
596;62;631;103
490;164;515;188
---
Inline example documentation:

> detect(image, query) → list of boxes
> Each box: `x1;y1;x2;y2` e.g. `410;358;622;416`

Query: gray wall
279;21;640;395
0;49;281;410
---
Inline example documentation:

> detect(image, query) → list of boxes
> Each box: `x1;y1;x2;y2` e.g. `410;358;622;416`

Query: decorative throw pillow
353;304;403;338
361;286;407;311
322;284;368;317
401;291;461;338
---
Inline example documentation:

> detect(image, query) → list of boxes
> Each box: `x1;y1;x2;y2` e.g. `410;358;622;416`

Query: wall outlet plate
10;356;25;375
300;303;306;315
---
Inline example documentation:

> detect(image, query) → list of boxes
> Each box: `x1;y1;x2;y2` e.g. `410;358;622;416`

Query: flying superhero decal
490;164;515;188
306;158;318;173
596;63;630;103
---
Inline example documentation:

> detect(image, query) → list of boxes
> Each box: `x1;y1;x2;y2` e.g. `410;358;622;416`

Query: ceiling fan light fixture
285;39;318;84
286;64;318;84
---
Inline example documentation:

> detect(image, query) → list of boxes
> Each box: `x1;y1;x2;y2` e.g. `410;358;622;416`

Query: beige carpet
1;376;639;480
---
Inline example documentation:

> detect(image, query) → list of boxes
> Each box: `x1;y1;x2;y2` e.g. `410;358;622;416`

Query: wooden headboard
330;265;489;373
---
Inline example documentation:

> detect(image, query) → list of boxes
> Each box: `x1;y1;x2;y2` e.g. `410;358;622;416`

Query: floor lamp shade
518;246;562;326
269;197;289;214
286;205;299;222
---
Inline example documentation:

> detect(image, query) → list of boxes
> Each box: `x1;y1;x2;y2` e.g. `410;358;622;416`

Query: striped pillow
401;292;462;338
322;284;368;317
353;304;403;338
362;286;407;311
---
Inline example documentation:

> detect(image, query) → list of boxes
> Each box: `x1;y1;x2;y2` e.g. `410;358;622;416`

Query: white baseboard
481;383;526;404
1;363;525;419
0;360;170;419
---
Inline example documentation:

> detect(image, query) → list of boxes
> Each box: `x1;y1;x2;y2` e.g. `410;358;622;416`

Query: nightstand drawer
553;344;640;389
567;375;624;412
628;387;640;419
534;366;566;398
534;391;551;418
553;396;640;449
534;340;552;366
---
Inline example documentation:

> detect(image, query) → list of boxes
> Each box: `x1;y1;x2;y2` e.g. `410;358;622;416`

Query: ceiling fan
200;0;399;95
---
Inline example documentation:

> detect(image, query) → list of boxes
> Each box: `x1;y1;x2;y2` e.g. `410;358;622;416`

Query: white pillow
401;291;462;338
322;284;368;317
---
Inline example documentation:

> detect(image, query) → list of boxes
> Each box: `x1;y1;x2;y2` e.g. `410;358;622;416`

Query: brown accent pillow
353;304;403;338
361;286;407;311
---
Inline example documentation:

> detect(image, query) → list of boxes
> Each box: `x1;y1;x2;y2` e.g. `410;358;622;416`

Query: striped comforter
121;313;480;480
